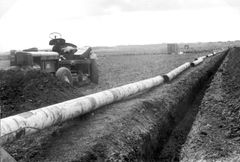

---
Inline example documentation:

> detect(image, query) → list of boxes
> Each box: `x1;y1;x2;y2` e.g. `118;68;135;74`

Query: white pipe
0;148;16;162
1;50;222;145
0;75;164;145
163;62;191;82
191;58;204;67
194;56;206;61
207;53;214;57
198;56;207;60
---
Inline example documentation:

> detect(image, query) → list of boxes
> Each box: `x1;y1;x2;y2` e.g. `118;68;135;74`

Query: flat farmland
0;60;10;70
0;53;10;70
0;52;206;94
0;51;207;117
1;51;213;161
78;53;206;95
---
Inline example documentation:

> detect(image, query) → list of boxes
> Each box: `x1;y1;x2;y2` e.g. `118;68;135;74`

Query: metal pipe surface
198;56;207;60
0;75;164;145
0;148;16;162
163;62;191;82
207;53;214;57
1;49;223;145
191;58;204;67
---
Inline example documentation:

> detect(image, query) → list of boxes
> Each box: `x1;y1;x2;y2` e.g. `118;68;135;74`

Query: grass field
1;47;222;161
0;51;206;93
77;52;206;95
0;60;10;70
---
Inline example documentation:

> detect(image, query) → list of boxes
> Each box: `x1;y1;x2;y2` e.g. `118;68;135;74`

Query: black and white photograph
0;0;240;161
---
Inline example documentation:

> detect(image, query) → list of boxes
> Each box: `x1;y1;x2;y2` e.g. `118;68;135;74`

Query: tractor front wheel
56;67;73;85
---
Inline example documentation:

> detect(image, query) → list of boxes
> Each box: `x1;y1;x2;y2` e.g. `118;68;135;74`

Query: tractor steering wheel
49;32;62;39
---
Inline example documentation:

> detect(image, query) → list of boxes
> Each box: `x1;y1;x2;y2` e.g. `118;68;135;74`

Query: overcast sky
0;0;240;51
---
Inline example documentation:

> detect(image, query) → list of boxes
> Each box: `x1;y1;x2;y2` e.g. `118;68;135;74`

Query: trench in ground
155;75;214;161
138;54;227;162
1;53;226;161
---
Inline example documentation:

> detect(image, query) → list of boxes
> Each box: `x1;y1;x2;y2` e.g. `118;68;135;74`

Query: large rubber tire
56;67;73;85
90;59;99;84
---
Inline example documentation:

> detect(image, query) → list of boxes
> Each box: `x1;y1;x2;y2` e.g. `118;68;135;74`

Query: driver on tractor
49;33;93;60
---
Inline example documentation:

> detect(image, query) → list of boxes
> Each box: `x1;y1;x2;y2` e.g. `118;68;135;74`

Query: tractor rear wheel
56;67;73;85
90;59;99;84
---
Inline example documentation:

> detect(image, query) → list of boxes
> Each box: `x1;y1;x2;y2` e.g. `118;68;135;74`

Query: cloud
0;0;18;18
2;0;237;21
83;0;231;15
0;0;240;51
226;0;240;6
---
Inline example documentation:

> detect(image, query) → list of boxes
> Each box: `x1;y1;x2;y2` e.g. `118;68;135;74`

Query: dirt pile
0;69;81;118
222;48;240;139
22;52;225;161
1;52;226;161
181;47;240;161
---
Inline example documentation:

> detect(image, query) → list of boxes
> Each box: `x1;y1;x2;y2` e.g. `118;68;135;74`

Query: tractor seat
49;38;66;45
52;41;78;55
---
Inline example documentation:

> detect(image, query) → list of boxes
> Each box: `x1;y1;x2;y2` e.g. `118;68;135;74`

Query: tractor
9;32;99;85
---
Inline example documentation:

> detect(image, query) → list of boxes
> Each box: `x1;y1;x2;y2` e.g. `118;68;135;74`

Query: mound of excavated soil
1;52;225;161
1;70;83;161
7;53;224;162
181;47;240;161
0;69;82;118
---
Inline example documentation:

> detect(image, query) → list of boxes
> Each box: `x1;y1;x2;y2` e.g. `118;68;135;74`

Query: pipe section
198;56;207;60
194;55;207;61
191;58;204;67
0;75;164;145
1;50;227;145
0;148;16;162
163;62;191;82
207;53;214;57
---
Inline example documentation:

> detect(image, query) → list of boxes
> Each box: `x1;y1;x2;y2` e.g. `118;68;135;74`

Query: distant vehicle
10;32;99;85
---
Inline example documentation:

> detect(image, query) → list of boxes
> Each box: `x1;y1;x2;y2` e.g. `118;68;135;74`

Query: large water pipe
198;56;207;60
162;62;191;82
207;53;214;57
0;51;224;145
0;147;16;162
191;58;204;67
0;75;165;145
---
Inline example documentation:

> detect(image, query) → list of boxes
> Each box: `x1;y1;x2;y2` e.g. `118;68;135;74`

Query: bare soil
158;81;209;162
0;70;82;118
76;53;206;95
1;52;225;161
181;47;240;161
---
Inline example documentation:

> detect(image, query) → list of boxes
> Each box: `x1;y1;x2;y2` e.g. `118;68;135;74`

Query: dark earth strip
181;47;240;161
1;51;226;161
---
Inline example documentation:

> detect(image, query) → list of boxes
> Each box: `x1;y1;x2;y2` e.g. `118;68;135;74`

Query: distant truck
9;32;98;85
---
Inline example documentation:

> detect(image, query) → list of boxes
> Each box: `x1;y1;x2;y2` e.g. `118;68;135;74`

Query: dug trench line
157;54;222;162
12;51;226;162
1;51;226;161
158;74;212;161
180;47;240;161
0;52;217;146
133;52;227;161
